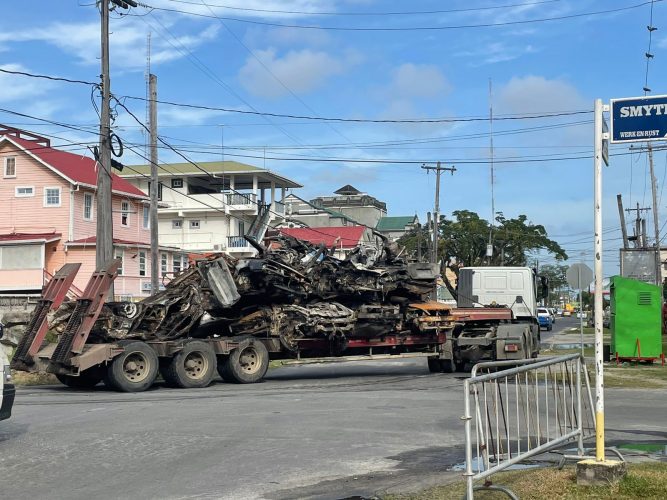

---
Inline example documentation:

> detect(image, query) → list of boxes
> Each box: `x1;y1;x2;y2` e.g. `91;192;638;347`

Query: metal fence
462;354;595;499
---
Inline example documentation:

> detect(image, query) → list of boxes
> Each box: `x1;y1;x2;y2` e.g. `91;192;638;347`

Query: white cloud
0;19;220;70
496;75;589;114
0;63;53;103
388;63;450;99
457;41;538;66
159;106;230;125
148;0;339;20
238;48;359;98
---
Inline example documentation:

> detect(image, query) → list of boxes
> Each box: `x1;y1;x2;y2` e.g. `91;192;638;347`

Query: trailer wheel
454;360;467;372
105;341;158;392
216;357;234;382
163;341;216;389
222;342;269;383
56;365;105;389
427;357;442;373
440;359;454;373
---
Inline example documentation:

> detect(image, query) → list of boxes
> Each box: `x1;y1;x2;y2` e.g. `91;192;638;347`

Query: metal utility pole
487;78;496;263
648;143;663;286
617;194;630;249
626;203;650;248
422;162;456;265
149;74;159;295
96;0;114;296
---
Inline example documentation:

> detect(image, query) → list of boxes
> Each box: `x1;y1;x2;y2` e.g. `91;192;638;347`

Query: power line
160;0;561;17
0;67;98;86
132;1;660;31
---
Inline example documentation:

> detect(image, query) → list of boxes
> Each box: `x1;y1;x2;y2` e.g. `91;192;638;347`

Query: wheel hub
123;353;148;382
183;352;207;380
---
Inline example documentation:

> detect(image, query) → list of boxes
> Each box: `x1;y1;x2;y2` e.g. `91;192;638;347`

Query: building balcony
225;192;257;210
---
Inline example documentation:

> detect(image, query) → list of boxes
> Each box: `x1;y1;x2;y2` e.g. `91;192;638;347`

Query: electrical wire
132;1;661;32
0;67;98;86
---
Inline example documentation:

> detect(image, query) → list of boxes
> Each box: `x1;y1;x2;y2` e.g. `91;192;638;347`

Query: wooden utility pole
96;0;114;295
617;194;630;249
149;74;159;295
422;162;456;266
648;143;662;285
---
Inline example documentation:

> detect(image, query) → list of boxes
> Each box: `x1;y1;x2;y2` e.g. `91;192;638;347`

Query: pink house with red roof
0;126;180;298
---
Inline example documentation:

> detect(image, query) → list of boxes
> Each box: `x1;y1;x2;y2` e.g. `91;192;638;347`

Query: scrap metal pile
52;235;443;352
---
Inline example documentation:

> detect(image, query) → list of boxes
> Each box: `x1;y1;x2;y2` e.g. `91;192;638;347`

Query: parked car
556;308;563;316
537;307;553;331
548;308;557;323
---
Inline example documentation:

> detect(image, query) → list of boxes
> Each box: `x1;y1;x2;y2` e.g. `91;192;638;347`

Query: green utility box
610;276;663;359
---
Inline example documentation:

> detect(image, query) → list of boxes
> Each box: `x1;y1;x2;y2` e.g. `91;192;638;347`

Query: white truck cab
0;322;15;421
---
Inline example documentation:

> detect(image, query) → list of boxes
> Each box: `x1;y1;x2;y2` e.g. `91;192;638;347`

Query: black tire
105;341;158;392
216;356;235;382
440;359;454;373
56;365;105;389
427;357;442;373
222;341;269;384
454;360;467;372
547;325;553;331
162;340;216;389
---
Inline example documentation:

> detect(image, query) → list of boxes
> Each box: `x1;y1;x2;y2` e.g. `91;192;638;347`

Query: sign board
610;95;667;143
620;249;657;284
566;263;593;290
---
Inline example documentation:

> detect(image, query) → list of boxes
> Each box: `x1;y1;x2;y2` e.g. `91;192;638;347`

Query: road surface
1;358;665;500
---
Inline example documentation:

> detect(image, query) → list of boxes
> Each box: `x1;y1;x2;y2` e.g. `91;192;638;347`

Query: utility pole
625;203;650;248
96;0;138;298
96;0;113;287
648;143;663;286
149;74;159;295
422;162;456;265
616;194;630;249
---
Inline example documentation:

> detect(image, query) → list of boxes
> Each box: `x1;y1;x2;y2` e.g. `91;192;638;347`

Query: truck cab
448;267;544;369
1;322;15;421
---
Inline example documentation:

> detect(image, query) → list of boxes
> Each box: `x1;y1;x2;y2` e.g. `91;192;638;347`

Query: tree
438;210;567;274
539;264;568;304
396;223;430;260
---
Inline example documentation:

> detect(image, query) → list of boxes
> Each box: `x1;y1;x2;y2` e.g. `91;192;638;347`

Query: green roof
375;216;417;231
120;160;302;188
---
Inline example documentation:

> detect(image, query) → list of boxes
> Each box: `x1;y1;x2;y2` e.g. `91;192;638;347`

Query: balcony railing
227;235;250;248
225;193;257;206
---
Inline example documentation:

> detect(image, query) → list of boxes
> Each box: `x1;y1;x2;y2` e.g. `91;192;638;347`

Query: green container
610;276;663;359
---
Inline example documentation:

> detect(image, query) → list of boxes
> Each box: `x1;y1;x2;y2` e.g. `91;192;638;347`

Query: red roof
67;236;147;246
0;134;146;199
0;232;61;243
279;226;366;248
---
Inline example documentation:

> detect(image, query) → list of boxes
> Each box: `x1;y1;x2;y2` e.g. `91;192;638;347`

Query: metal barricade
462;354;595;499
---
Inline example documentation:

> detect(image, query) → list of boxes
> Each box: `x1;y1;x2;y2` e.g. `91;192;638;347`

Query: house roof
0;134;147;199
66;236;178;251
376;216;418;232
120;160;302;189
279;226;366;248
0;232;62;245
334;184;362;195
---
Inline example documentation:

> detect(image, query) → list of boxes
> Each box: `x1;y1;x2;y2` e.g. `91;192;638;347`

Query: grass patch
11;370;58;386
384;462;667;500
560;327;610;336
597;363;667;389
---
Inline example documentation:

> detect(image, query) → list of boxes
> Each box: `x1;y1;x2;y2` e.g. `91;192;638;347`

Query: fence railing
227;235;249;248
225;193;256;206
463;354;595;499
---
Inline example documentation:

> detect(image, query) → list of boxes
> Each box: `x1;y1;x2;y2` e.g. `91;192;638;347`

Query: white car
0;323;15;421
548;308;557;323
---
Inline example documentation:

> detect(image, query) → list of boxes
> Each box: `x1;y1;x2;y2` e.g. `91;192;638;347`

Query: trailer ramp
11;263;81;372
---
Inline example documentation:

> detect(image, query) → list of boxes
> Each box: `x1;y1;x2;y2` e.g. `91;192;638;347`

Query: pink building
0;126;181;299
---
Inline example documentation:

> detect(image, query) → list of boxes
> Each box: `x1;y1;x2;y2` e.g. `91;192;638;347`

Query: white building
121;161;301;256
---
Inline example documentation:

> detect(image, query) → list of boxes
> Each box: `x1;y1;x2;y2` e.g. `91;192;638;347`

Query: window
171;178;183;189
83;193;93;220
44;187;61;207
148;181;163;201
115;248;124;275
121;200;130;226
15;186;34;197
173;254;183;274
172;219;182;229
4;157;16;177
238;221;245;236
190;220;200;229
161;253;168;275
139;251;146;277
142;206;150;229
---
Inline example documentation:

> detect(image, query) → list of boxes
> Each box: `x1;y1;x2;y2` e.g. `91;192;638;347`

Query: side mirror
515;296;524;304
540;276;549;299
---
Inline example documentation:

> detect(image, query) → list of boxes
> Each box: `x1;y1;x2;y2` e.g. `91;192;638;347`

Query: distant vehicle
537;307;553;331
0;323;15;421
556;308;564;316
563;310;572;317
548;308;557;323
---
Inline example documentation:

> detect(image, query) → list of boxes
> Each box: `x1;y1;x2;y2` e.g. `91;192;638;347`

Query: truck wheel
222;342;269;383
440;359;454;373
105;341;158;392
427;357;442;373
454;360;467;372
56;365;105;389
163;341;216;389
216;356;234;382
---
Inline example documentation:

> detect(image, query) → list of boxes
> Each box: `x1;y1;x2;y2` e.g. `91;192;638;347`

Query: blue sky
1;0;666;274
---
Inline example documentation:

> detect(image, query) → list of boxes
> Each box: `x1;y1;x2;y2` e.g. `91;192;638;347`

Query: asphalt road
1;358;666;500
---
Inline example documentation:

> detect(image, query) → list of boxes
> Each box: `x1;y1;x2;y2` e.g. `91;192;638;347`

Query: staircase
246;203;272;243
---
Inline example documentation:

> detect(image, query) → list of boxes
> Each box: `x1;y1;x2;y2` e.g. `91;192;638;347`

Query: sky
1;0;667;276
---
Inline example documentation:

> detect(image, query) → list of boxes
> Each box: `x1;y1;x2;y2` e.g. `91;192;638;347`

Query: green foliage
438;210;567;272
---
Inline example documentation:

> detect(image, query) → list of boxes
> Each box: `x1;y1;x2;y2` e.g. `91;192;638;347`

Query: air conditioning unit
213;244;222;251
141;282;152;291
